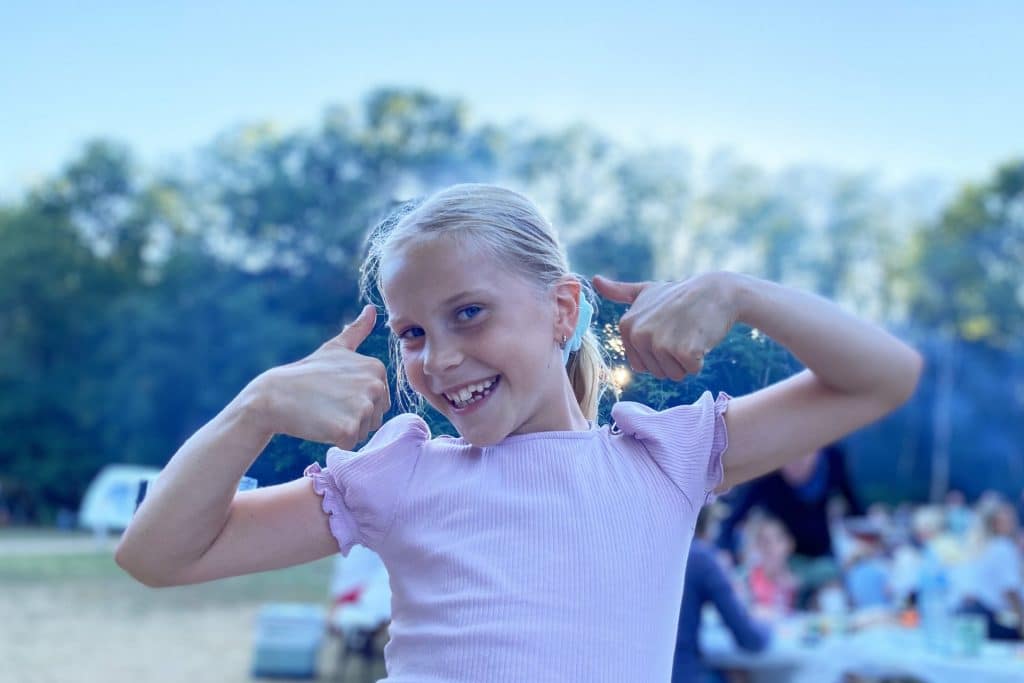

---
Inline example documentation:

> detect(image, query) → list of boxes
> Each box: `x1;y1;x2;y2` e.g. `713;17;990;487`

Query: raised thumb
592;274;646;304
334;305;377;350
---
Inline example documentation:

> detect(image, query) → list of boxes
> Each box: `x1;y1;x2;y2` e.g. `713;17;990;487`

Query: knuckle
370;377;388;399
332;421;354;445
367;357;387;377
359;395;375;416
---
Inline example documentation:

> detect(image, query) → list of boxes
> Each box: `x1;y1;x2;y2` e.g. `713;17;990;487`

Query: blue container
251;603;326;679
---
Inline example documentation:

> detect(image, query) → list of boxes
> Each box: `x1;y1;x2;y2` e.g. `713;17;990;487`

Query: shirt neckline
439;421;605;447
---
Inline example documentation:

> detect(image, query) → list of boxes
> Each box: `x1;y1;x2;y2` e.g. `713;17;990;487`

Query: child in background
116;184;922;682
843;524;891;609
747;517;798;617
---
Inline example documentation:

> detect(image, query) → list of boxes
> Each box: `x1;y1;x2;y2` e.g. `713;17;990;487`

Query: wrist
233;373;279;440
714;271;760;326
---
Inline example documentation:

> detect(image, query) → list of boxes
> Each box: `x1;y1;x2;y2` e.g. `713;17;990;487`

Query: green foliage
907;160;1024;346
1;87;1020;521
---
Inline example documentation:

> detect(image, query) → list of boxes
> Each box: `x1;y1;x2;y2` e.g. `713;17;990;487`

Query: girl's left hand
593;272;739;380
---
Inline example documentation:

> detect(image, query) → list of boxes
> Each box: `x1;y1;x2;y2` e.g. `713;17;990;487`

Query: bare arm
115;306;389;587
721;274;923;488
114;382;339;587
593;272;923;491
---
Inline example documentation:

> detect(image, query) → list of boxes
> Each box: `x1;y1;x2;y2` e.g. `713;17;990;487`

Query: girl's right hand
255;305;391;449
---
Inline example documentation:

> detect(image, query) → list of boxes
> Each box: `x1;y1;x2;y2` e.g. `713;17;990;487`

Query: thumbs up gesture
256;305;391;449
592;273;739;381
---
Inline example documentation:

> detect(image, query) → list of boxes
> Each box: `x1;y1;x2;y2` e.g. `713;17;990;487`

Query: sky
2;2;1023;198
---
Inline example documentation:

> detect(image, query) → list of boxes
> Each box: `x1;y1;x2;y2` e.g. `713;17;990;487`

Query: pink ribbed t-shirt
304;391;730;682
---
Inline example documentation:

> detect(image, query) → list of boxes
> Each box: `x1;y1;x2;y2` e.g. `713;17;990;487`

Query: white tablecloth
700;617;1024;683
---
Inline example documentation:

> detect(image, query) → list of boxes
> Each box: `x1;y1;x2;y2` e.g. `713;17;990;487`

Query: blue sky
2;2;1022;197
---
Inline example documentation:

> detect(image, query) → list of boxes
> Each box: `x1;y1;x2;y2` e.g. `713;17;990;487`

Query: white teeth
444;375;499;408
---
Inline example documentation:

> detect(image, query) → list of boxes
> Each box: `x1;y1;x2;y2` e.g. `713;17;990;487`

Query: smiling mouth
443;375;500;409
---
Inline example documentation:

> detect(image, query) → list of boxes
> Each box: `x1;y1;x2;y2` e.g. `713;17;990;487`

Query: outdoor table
700;611;1024;683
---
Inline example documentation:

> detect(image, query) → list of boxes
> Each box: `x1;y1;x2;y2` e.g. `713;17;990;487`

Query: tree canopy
1;88;1020;522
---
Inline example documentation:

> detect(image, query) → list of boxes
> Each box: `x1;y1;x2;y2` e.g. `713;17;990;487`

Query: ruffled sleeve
610;391;731;510
304;413;429;555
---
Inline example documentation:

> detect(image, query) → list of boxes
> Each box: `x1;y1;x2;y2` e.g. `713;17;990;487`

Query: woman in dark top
674;510;771;683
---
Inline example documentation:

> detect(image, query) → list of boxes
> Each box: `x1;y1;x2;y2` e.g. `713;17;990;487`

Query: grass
2;528;350;683
0;550;120;582
0;528;336;609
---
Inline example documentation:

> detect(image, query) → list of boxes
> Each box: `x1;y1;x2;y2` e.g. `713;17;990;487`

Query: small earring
559;334;567;349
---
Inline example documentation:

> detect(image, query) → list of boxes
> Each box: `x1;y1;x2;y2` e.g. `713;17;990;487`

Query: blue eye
457;305;482;321
399;327;424;341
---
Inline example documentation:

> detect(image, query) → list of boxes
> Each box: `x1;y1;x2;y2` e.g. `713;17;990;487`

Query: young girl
116;184;922;681
746;516;798;617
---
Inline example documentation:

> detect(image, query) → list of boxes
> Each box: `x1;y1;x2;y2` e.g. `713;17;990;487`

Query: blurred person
842;524;891;609
891;503;915;542
889;506;958;608
329;544;391;635
716;444;864;607
746;517;798;617
328;545;392;676
1017;491;1024;538
943;489;973;537
957;502;1023;640
865;501;906;550
673;508;771;683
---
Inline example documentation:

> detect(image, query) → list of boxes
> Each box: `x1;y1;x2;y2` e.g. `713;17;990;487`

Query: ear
551;277;582;340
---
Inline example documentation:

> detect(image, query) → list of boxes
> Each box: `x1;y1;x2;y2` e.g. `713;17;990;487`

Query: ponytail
566;284;609;421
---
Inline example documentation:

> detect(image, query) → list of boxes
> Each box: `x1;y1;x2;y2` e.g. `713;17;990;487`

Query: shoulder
303;413;430;554
608;391;731;508
610;391;730;440
332;413;430;461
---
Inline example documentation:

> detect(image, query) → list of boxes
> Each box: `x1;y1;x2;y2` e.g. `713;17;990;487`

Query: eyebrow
387;289;492;330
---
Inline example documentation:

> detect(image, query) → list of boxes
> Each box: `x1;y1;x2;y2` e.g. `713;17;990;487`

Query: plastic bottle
918;549;951;653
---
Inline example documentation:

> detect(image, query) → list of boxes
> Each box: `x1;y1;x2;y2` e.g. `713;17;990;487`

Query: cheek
400;351;428;393
399;352;447;411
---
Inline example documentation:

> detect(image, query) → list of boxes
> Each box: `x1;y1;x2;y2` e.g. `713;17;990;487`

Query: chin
456;422;511;448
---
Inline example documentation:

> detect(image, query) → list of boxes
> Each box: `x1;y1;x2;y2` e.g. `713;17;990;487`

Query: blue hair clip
563;296;594;365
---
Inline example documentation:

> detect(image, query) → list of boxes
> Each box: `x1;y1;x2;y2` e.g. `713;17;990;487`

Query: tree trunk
929;334;955;502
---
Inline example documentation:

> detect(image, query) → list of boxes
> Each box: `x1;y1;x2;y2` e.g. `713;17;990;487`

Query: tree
906;159;1024;500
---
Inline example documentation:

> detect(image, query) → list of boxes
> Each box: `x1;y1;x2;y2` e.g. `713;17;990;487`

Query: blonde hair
359;183;609;421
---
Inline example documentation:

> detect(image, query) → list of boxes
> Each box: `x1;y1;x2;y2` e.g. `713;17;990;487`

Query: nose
422;335;463;379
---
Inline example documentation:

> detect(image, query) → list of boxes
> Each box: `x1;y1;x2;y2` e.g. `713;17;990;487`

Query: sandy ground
1;531;384;683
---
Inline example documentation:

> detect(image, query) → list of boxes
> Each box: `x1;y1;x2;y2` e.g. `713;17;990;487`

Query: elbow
885;346;925;411
901;347;925;404
114;541;178;589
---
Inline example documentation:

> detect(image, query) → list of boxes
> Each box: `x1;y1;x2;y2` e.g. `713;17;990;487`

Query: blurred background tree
1;88;1020;523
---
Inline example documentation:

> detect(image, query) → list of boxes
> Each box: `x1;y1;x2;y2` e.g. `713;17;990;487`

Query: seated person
328;544;392;654
673;508;771;683
716;445;862;608
958;502;1023;641
747;516;798;618
843;522;891;609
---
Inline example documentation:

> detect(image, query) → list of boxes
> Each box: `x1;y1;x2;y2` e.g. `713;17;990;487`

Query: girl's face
380;234;584;446
755;522;793;568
